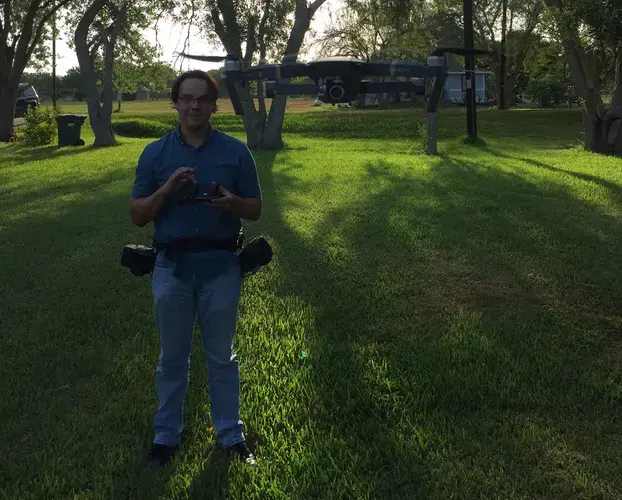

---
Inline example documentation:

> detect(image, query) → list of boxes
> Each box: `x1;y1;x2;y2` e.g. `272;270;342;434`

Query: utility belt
121;232;272;278
153;235;240;260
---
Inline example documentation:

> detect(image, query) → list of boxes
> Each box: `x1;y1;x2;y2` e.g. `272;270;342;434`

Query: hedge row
110;112;438;140
110;108;584;142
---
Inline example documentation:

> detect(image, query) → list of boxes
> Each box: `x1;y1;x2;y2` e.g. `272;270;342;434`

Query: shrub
112;118;174;138
525;78;565;108
22;106;57;147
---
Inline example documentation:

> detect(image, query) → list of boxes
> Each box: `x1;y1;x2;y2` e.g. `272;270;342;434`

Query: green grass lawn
1;108;622;499
40;97;333;116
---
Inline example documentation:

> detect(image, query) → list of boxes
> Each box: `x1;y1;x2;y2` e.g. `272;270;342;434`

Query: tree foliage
0;0;72;141
316;0;433;62
64;0;171;145
544;0;622;155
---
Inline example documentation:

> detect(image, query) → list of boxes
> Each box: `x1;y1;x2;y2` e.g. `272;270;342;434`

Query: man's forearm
232;196;262;221
130;185;171;227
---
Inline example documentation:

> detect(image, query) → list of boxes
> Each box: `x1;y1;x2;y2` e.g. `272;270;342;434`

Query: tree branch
616;47;622;91
12;0;39;80
210;7;230;50
0;0;11;68
102;8;124;115
257;0;270;61
216;0;242;57
153;7;167;56
26;0;69;61
75;0;109;103
243;15;256;63
309;0;325;16
9;0;73;84
283;0;327;61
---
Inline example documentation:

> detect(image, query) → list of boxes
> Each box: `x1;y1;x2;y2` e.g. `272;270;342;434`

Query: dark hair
171;70;219;109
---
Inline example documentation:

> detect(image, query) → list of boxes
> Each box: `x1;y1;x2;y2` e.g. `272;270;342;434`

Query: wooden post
427;112;437;155
464;0;478;140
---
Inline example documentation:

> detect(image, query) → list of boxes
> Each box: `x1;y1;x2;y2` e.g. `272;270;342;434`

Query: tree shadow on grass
0;168;131;217
257;151;622;498
3;140;619;499
0;142;102;165
480;144;622;204
0;153;255;499
0;167;174;498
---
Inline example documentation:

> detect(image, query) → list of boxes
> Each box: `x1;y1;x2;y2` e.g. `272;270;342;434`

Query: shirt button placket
194;153;200;234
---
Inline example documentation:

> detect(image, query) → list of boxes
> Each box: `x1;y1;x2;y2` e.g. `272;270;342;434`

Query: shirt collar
174;123;215;149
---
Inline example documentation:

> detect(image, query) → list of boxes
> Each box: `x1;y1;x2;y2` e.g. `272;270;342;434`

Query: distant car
14;83;40;118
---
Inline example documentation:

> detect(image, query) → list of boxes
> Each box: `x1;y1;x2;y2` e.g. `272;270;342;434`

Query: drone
180;47;493;154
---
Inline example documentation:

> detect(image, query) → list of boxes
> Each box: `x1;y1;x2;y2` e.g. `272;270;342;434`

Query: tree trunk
579;62;622;155
601;55;622;155
257;79;267;119
558;37;619;153
243;110;266;149
74;0;117;147
1;0;71;143
262;94;288;148
88;100;115;146
0;83;18;141
235;83;263;149
213;0;326;150
249;0;326;149
544;0;620;155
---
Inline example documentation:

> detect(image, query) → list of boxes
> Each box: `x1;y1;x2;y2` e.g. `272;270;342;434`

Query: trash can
55;114;87;146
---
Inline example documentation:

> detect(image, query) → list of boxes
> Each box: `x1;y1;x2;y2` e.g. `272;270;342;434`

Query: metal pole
464;0;477;140
498;0;507;110
52;0;57;110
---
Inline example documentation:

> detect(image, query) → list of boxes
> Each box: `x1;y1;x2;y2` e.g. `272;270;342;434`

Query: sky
46;2;338;76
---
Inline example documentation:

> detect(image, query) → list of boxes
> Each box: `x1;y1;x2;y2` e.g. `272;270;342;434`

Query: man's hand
130;167;196;227
206;182;237;212
163;167;196;196
206;182;262;221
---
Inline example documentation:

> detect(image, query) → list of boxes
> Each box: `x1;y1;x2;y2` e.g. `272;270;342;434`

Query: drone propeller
239;62;310;80
432;47;496;57
177;52;237;62
360;60;437;78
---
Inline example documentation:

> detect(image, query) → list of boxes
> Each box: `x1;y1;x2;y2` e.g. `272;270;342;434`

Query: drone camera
328;84;345;100
316;76;358;104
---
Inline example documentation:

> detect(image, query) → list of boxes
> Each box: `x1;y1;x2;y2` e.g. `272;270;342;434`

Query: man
129;70;262;467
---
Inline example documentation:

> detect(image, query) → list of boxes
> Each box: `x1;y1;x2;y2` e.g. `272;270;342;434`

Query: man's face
175;78;216;130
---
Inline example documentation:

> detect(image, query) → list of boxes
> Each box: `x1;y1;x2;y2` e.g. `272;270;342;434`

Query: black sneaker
147;443;177;467
225;441;257;465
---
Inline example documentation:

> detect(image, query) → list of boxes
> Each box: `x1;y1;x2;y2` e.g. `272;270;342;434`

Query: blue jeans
151;250;244;448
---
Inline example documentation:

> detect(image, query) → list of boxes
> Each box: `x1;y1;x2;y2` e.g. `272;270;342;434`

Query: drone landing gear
426;114;438;155
424;62;447;155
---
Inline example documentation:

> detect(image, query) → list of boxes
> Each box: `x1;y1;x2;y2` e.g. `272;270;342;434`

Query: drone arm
269;83;317;95
426;72;446;113
231;62;311;81
432;47;495;57
361;62;442;78
360;81;425;94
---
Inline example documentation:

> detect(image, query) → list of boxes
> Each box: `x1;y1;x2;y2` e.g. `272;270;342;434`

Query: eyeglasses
178;94;213;106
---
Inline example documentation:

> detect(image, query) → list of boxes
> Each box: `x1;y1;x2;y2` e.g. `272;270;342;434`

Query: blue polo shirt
131;125;261;282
